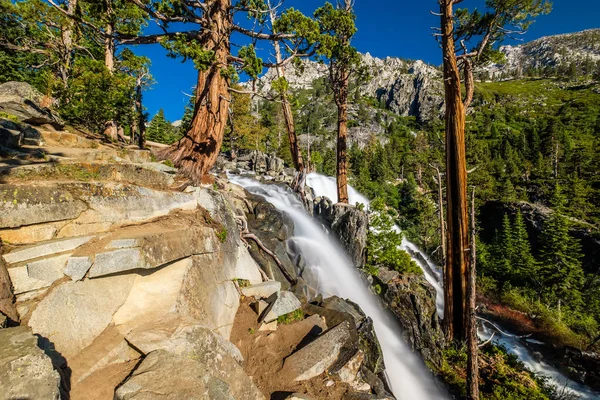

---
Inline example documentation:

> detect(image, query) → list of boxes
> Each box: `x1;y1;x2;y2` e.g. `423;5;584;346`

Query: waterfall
305;172;599;400
229;174;447;400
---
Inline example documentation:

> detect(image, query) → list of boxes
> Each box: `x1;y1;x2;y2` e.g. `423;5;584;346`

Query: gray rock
28;274;135;358
0;326;61;400
26;253;70;283
0;81;63;127
377;267;399;284
7;266;49;295
266;154;285;173
281;320;354;381
3;236;94;264
262;290;302;323
125;313;243;363
0;182;199;234
115;349;265;400
90;248;143;277
322;296;365;328
64;256;93;281
0;119;43;146
241;281;281;299
88;225;216;278
313;197;368;269
380;274;445;367
0;126;23;148
246;194;297;288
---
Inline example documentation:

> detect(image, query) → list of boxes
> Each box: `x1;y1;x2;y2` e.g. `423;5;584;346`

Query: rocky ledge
0;110;395;399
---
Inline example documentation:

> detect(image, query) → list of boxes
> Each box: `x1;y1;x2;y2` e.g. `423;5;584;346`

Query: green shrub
277;309;304;325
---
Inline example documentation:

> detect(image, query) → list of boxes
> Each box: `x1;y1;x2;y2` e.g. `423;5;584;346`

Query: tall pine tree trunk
336;88;349;204
59;0;77;86
268;4;304;175
441;0;469;342
160;0;231;183
103;0;118;141
130;75;145;149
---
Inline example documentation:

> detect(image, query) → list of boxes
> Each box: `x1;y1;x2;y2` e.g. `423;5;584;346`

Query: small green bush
217;227;228;243
277;309;304;325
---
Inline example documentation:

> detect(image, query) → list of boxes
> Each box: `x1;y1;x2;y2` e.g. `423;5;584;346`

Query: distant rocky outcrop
480;29;600;79
253;54;444;124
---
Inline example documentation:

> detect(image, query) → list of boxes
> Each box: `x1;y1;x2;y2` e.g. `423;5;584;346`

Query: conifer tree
539;185;585;308
147;109;174;144
315;0;359;203
511;211;536;285
438;0;551;344
103;0;321;183
497;213;514;280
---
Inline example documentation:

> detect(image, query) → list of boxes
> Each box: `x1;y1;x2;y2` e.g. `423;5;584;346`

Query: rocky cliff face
480;29;600;78
254;54;444;124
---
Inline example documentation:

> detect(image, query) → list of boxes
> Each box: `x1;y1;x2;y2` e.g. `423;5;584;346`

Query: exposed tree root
235;216;296;285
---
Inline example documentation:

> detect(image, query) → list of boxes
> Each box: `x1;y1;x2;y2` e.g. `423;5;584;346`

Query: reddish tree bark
0;242;18;323
441;0;469;342
330;0;352;205
268;7;304;175
335;95;349;203
160;0;231;183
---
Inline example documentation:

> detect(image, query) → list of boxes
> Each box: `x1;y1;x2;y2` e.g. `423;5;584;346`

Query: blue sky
129;0;600;121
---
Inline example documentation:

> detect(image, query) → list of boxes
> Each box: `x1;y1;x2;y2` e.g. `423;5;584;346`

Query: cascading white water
229;174;447;400
306;172;600;400
306;174;445;318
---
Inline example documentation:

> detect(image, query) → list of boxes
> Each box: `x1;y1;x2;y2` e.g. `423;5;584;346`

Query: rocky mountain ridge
481;28;600;78
254;53;445;123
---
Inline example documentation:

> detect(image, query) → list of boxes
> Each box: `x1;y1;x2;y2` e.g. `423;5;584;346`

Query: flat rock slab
125;313;243;363
3;235;94;264
262;290;302;323
64;256;93;281
26;253;70;283
281;320;353;381
115;349;265;400
241;281;281;299
28;274;135;358
0;326;61;400
8;266;53;295
0;184;88;229
87;224;216;278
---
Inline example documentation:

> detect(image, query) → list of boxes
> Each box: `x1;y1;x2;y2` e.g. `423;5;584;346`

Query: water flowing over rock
378;272;445;367
313;196;368;269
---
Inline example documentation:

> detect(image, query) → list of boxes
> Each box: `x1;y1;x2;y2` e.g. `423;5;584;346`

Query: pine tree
539;186;585;308
497;213;515;281
147;109;173;144
511;212;536;286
